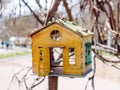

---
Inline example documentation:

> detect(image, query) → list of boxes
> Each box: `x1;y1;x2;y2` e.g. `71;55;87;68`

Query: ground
0;48;120;90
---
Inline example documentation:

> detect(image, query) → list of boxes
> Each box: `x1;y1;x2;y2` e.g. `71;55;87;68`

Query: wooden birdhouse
29;20;94;77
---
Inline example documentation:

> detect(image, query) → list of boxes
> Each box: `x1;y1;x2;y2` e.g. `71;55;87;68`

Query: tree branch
62;0;73;21
30;77;45;89
35;0;42;9
106;1;116;31
21;0;44;25
46;0;61;22
92;49;120;63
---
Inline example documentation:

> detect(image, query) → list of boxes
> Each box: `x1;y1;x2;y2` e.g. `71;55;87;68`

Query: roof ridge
29;19;94;37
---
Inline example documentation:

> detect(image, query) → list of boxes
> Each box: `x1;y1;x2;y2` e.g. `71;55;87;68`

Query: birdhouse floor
50;67;63;74
49;68;93;78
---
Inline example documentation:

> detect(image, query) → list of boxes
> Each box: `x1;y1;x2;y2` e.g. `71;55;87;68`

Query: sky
1;0;115;22
2;0;53;18
1;0;80;19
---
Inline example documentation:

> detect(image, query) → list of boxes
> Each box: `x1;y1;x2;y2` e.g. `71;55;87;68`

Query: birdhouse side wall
82;35;92;73
31;38;40;73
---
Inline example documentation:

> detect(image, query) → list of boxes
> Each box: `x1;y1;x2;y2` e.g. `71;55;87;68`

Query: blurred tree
0;0;120;62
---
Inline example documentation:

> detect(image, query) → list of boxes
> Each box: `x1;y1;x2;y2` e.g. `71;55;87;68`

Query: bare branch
104;61;120;70
22;67;32;90
106;1;116;30
62;0;73;21
21;0;44;25
0;0;2;10
43;0;54;26
117;2;120;32
35;0;42;9
46;0;61;22
92;49;120;63
115;34;120;55
85;56;96;90
70;3;79;10
8;67;29;90
8;67;46;90
95;43;117;53
30;77;45;89
19;0;21;16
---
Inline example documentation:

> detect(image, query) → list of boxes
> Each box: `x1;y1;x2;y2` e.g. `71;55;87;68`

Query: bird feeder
29;20;94;77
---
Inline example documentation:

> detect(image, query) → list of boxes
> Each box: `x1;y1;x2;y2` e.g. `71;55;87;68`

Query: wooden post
48;76;58;90
49;46;58;90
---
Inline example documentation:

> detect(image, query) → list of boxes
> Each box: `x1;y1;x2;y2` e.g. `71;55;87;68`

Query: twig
30;77;45;89
43;0;54;26
19;0;21;16
93;43;117;54
35;0;42;9
21;0;44;25
22;67;32;90
8;67;27;90
101;60;120;70
92;49;120;63
85;55;96;90
46;0;61;22
70;3;79;10
62;0;73;21
8;67;45;90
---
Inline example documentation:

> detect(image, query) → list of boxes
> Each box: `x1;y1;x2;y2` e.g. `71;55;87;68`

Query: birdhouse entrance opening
49;47;63;75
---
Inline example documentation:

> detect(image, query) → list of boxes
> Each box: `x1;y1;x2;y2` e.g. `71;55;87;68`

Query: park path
0;55;32;90
0;55;120;90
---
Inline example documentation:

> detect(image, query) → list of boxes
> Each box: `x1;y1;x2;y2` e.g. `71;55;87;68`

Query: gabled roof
29;19;94;37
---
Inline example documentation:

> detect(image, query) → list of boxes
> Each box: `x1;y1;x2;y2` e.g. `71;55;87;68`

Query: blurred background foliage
0;0;120;61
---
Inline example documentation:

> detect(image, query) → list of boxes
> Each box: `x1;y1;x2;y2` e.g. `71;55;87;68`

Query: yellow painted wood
63;46;82;75
31;23;93;77
38;47;50;76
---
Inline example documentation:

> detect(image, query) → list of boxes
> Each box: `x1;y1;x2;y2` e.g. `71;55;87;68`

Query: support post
48;76;58;90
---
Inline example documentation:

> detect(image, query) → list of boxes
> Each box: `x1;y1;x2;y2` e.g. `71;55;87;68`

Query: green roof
56;19;94;36
29;19;94;37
